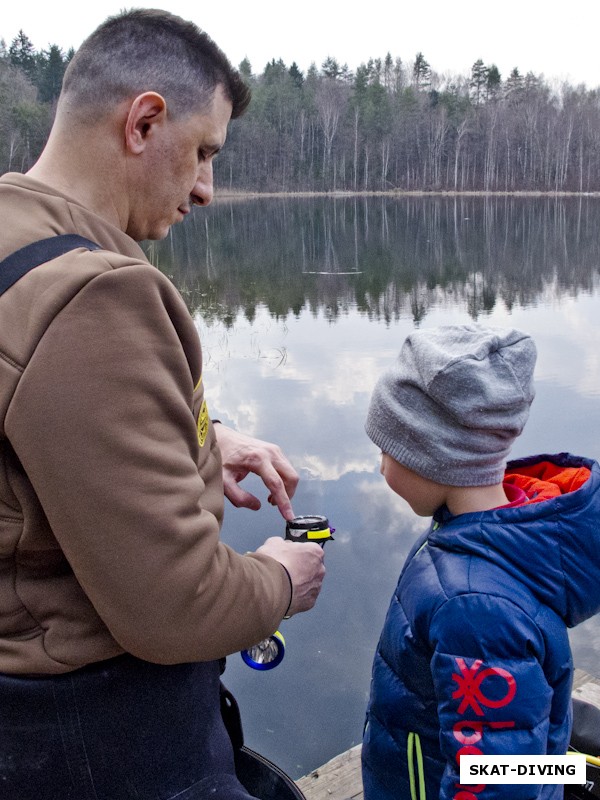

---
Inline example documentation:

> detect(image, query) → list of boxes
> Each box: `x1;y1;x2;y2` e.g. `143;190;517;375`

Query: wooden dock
296;669;599;800
297;744;363;800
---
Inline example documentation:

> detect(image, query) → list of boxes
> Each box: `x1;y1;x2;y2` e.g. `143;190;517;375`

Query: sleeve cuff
281;564;293;618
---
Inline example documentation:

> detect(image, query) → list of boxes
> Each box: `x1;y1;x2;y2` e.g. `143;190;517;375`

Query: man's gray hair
61;8;251;119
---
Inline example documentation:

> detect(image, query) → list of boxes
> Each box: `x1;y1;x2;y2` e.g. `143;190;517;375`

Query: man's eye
198;148;220;162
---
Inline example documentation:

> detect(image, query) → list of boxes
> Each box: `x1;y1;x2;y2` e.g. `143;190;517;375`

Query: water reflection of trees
143;196;600;325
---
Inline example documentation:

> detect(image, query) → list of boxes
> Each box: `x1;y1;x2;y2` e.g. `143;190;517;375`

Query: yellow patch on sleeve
197;400;209;447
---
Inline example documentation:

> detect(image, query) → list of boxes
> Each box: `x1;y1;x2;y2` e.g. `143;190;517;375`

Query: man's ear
124;92;167;154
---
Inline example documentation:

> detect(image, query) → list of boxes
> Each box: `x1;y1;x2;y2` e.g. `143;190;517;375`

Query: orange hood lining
505;461;591;504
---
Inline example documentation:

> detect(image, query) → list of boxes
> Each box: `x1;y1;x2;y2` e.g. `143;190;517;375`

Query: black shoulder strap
0;234;101;297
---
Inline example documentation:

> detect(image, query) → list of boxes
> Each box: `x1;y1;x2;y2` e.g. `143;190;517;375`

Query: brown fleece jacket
0;173;290;674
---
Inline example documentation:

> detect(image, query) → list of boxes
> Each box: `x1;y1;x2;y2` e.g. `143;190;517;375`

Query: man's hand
257;537;325;616
213;424;299;520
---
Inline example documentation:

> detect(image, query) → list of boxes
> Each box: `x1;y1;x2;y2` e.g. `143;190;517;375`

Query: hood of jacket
429;452;600;628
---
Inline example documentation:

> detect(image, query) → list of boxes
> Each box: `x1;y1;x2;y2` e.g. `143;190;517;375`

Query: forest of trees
0;32;73;172
2;30;600;193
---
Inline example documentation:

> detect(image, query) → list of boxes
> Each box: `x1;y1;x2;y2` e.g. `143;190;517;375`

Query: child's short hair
365;324;537;486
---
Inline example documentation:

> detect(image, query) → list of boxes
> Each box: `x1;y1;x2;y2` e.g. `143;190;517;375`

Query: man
0;9;325;799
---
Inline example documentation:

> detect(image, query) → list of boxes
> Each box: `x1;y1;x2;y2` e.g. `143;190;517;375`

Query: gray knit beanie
365;324;537;487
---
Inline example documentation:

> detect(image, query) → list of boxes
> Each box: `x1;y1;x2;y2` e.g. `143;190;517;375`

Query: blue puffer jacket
362;453;600;800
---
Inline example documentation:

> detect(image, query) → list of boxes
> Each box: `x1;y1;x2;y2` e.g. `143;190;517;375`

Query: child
361;323;600;800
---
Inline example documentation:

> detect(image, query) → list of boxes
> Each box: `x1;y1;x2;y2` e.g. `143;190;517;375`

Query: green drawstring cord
415;734;426;800
408;732;426;800
407;733;416;799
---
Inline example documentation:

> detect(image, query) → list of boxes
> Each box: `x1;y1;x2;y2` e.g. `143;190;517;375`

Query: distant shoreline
214;189;600;201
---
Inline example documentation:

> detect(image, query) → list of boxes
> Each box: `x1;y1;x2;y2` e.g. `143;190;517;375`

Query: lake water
146;195;600;780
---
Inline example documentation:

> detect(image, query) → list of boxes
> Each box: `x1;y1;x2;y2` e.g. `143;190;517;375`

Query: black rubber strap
0;234;101;296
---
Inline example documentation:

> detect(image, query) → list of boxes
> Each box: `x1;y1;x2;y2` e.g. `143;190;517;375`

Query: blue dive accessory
240;629;286;671
241;515;333;671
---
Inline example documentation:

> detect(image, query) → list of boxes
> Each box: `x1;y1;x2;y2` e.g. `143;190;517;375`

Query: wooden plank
573;669;600;708
573;668;600;691
296;744;363;800
297;672;600;800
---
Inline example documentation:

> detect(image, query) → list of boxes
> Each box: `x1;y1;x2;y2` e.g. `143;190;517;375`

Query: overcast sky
3;0;599;89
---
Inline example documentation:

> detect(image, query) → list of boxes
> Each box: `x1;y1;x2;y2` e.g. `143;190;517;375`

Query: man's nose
191;163;214;207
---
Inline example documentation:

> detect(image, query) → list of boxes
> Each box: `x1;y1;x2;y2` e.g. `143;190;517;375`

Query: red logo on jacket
451;658;516;799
